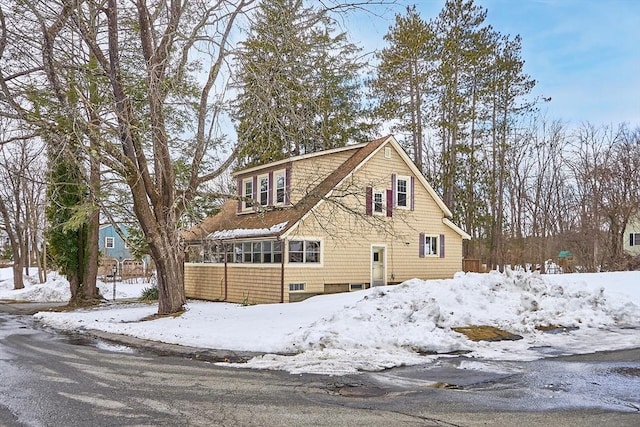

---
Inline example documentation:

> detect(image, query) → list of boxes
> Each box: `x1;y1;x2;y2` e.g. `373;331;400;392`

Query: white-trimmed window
424;235;438;256
288;240;321;264
274;170;286;205
225;240;282;264
259;175;269;206
242;242;252;263
419;232;444;258
289;283;305;292
105;236;115;249
373;190;385;214
396;176;409;208
252;241;262;263
243;178;253;210
630;233;640;246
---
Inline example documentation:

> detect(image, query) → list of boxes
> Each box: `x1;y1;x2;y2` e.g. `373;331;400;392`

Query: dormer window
243;178;253;210
275;170;286;205
259;175;269;206
237;167;290;214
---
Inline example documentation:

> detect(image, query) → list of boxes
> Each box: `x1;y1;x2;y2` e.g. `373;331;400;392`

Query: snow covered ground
2;267;639;375
0;268;151;302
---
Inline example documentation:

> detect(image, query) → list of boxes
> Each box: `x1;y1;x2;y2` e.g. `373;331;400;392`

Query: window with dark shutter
259;175;268;206
420;233;441;257
275;170;286;204
243;178;254;210
373;190;384;214
397;178;407;207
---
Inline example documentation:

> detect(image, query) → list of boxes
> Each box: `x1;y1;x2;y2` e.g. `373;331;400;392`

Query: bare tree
0;122;47;289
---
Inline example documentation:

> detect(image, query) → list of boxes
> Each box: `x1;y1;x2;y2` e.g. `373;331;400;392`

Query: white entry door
371;246;386;287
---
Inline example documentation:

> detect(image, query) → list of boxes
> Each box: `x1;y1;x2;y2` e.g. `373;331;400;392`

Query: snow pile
32;269;640;375
242;270;640;373
0;267;150;302
0;270;71;302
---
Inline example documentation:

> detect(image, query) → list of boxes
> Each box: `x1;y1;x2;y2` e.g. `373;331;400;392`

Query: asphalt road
0;304;638;426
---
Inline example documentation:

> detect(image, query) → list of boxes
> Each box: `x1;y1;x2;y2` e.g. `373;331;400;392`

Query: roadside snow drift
27;269;640;375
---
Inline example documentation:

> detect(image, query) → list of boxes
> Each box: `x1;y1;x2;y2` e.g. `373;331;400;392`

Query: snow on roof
207;221;289;240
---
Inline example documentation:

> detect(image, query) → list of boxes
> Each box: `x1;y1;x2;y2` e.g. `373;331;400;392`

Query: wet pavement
369;351;640;413
1;301;639;423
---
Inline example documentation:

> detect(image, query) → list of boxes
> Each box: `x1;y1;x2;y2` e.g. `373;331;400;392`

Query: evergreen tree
233;0;370;167
368;6;433;170
45;146;95;303
432;0;491;210
485;33;536;268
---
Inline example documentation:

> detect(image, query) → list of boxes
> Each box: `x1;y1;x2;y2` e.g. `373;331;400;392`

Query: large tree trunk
68;272;80;301
82;208;100;300
154;250;185;315
82;81;102;301
0;200;24;290
12;260;24;290
146;224;185;314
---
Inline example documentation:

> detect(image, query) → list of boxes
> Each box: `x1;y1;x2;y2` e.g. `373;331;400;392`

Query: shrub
140;286;159;301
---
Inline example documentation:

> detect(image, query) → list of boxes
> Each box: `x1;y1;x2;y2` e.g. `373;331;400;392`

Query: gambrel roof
184;135;470;242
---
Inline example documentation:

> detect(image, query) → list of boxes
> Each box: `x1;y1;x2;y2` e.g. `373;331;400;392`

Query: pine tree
432;0;491;210
485;33;536;268
368;6;433;170
233;0;370;167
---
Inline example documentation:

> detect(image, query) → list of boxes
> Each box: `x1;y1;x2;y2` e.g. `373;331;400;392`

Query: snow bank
32;269;640;375
0;267;150;302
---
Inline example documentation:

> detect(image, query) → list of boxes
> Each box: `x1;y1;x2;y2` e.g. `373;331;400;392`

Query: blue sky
345;0;640;126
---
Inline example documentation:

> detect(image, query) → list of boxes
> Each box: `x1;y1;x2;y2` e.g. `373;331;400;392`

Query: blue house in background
99;224;132;261
98;224;151;278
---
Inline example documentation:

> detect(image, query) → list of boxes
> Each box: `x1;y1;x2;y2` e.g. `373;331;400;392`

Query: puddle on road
367;355;640;413
326;382;387;398
610;366;640;377
62;331;137;354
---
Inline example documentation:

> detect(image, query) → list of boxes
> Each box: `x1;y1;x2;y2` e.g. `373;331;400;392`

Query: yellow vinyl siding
185;138;467;304
288;151;353;204
286;142;463;291
184;263;225;301
225;266;282;304
184;263;283;304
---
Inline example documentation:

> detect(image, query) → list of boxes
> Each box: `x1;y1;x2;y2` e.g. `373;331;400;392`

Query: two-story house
183;135;470;304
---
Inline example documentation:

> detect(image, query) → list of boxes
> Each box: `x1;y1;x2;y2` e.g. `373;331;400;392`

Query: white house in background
624;213;640;256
